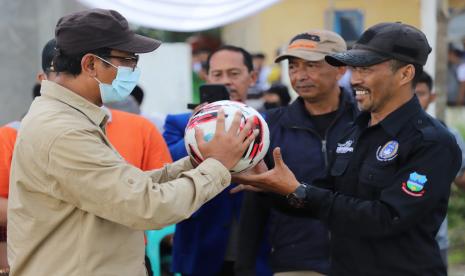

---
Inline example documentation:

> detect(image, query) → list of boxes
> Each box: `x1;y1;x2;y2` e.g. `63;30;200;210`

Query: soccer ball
184;100;270;174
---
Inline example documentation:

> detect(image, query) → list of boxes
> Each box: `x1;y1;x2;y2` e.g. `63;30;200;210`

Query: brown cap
325;22;432;67
275;30;347;63
55;9;161;55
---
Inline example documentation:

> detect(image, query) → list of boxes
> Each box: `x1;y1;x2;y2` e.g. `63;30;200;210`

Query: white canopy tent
77;0;280;32
75;0;281;116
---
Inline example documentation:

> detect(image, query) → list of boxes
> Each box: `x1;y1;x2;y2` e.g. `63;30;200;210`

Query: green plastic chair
145;225;180;276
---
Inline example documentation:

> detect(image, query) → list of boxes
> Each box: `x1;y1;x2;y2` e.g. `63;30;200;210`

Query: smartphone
187;84;230;109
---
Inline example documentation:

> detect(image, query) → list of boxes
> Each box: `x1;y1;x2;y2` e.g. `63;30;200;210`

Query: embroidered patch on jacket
376;140;399;161
336;140;354;154
401;172;427;197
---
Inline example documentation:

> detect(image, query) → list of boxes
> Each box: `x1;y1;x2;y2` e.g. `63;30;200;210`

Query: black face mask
264;102;280;110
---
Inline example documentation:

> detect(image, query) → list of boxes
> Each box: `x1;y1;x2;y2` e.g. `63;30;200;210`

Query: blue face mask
94;56;141;104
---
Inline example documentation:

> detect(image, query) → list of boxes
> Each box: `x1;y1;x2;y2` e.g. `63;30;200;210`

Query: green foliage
448;126;465;266
448;186;465;264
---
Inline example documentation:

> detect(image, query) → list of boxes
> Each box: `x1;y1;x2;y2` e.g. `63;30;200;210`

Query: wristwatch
286;183;308;208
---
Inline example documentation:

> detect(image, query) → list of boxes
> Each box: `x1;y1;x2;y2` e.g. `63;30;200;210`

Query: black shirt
304;96;461;275
311;110;339;139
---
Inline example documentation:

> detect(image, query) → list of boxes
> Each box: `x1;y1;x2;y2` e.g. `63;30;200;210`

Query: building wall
0;0;85;125
450;0;465;10
223;0;421;64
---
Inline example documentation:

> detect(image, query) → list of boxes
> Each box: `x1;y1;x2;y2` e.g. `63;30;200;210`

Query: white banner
77;0;280;32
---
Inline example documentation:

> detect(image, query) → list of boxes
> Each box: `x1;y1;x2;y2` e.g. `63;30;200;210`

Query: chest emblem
336;140;354;154
376;140;399;161
402;172;427;197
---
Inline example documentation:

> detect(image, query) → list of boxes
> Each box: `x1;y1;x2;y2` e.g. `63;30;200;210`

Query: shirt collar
41;80;108;128
283;87;354;127
100;106;113;123
355;95;422;136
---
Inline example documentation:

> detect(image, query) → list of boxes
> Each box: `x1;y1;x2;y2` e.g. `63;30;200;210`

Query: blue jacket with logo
236;89;358;274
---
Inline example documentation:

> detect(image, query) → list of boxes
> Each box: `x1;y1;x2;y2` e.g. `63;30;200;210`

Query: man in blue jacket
164;45;271;275
235;30;358;275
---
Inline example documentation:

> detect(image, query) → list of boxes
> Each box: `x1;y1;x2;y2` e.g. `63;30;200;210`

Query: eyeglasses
98;55;139;71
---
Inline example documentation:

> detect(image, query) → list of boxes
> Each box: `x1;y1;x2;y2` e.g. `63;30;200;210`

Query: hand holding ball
185;100;270;173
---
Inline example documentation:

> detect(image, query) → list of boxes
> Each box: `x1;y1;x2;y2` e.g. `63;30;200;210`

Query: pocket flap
359;163;392;187
331;157;350;176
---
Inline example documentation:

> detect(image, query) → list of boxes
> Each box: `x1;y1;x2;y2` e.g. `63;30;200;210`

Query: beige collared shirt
7;81;231;276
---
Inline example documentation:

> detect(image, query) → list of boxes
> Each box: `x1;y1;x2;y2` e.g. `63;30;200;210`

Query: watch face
288;194;305;208
287;184;307;208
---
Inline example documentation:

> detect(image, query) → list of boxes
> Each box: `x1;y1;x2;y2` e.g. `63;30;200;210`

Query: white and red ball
184;100;270;174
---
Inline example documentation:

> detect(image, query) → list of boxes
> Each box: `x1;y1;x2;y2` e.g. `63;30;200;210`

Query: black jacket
236;89;358;274
304;96;462;275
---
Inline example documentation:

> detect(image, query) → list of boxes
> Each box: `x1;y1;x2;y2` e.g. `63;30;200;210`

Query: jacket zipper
322;107;347;166
289;106;349;167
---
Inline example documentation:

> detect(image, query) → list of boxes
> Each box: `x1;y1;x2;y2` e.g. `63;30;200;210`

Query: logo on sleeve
402;172;427;197
376;140;399;161
336;140;354;154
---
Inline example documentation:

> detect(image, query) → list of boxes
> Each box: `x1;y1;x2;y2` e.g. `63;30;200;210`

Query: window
333;10;364;44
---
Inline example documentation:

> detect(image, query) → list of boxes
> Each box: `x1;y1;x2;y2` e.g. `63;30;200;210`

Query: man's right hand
230;160;268;193
232;147;300;195
195;109;257;170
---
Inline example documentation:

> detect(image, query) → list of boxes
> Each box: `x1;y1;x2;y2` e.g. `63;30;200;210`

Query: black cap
55;9;161;55
325;22;432;67
41;38;56;72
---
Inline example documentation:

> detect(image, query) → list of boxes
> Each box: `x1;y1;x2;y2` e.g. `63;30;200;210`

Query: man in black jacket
234;22;462;276
235;30;358;275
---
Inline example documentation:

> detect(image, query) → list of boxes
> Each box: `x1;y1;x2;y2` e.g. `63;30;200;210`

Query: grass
447;108;465;270
448;186;465;265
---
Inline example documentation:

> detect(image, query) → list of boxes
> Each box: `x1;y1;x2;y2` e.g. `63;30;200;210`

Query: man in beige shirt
7;9;256;276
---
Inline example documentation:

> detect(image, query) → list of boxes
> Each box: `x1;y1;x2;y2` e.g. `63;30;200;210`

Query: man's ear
81;54;97;77
399;64;415;87
335;66;347;81
249;70;258;87
36;72;47;82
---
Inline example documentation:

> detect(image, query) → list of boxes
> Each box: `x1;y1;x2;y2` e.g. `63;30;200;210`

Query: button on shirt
303;96;462;275
8;81;231;276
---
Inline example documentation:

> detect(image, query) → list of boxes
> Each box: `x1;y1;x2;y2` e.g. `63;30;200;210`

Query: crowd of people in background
448;42;465;106
1;7;465;276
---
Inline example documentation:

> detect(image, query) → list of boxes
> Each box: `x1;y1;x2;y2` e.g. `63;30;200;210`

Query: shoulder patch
402;172;427;197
